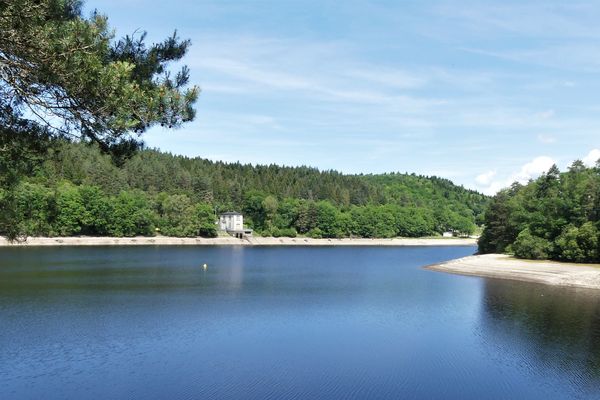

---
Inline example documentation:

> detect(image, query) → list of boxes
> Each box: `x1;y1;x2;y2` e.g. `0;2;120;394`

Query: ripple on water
2;246;600;399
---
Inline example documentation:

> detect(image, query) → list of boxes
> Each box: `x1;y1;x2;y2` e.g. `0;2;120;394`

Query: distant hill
10;141;488;238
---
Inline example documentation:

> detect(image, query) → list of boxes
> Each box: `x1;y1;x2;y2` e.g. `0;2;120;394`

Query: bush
273;227;297;238
271;228;281;237
258;228;272;237
555;223;599;263
307;227;323;239
512;228;552;260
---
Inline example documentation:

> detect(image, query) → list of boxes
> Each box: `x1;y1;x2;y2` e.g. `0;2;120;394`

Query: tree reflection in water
480;279;600;389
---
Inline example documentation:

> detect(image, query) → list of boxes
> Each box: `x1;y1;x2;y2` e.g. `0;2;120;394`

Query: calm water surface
1;245;600;399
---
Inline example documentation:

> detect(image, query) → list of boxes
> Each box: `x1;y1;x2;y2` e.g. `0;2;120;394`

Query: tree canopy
0;0;197;159
0;1;489;241
0;0;198;238
478;161;600;263
2;141;488;239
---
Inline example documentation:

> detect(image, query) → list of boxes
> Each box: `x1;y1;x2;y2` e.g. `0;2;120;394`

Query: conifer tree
1;0;198;238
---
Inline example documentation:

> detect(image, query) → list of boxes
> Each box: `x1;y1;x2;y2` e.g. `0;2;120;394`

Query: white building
219;212;244;231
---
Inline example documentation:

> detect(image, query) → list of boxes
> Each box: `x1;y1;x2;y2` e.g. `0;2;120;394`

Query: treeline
10;182;217;238
5;141;489;238
479;161;600;262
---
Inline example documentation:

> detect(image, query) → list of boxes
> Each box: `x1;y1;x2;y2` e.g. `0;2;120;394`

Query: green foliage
294;200;318;234
0;0;198;240
158;194;198;237
242;190;267;230
12;182;55;236
54;182;85;235
477;187;526;254
1;2;491;242
79;185;112;235
272;227;298;238
107;190;154;237
512;229;552;260
196;203;217;238
2;141;489;239
555;223;599;263
349;206;396;238
0;125;54;190
262;195;278;226
0;0;198;157
479;162;600;262
394;207;436;237
307;228;324;239
315;201;346;238
2;182;223;238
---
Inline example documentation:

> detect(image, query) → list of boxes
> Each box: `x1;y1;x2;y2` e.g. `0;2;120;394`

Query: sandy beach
0;236;477;247
426;254;600;289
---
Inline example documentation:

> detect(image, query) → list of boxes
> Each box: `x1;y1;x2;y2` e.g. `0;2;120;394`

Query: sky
90;0;600;194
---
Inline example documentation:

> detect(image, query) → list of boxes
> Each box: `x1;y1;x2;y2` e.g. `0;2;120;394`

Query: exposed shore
426;254;600;289
0;236;477;247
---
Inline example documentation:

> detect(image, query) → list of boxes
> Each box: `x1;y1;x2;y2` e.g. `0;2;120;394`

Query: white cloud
185;34;600;157
537;133;556;144
475;170;496;185
477;156;556;195
583;148;600;166
189;38;449;110
513;156;556;183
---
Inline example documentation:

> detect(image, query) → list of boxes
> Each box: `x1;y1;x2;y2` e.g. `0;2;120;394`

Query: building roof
220;212;242;216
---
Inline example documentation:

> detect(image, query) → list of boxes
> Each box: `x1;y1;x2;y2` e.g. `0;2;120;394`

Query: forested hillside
479;161;600;262
5;141;488;238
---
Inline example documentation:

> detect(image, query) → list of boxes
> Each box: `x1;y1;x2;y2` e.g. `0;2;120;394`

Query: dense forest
0;1;488;241
0;0;199;239
479;161;600;262
3;141;488;239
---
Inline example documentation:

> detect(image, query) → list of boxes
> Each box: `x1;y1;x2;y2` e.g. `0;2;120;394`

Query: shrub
512;228;552;260
307;227;323;239
259;228;272;237
273;227;297;238
555;223;599;263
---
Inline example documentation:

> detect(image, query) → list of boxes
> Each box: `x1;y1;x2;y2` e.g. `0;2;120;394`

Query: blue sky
90;1;600;194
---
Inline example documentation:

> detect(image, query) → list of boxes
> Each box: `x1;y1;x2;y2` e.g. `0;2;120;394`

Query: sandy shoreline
0;236;477;247
426;254;600;289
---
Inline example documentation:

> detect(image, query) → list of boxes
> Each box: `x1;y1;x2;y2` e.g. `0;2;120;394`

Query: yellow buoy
202;263;208;270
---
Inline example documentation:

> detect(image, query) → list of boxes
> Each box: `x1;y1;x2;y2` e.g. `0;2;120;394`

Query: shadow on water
0;246;244;295
480;279;600;385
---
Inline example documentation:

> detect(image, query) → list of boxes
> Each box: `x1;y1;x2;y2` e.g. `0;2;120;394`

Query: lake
1;245;600;399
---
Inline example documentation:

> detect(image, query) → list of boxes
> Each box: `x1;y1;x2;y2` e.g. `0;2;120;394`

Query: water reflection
220;245;245;291
3;246;600;399
480;279;600;386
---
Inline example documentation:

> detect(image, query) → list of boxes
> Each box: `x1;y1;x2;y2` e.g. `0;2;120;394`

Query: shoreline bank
426;254;600;290
0;236;477;247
